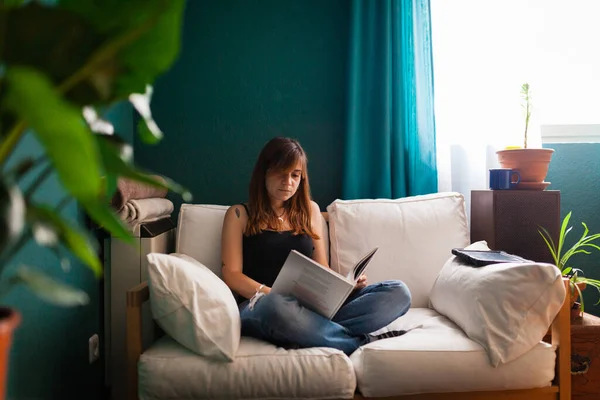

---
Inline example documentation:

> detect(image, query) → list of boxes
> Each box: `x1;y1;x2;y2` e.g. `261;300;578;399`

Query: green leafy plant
539;211;600;313
0;1;191;305
520;83;532;149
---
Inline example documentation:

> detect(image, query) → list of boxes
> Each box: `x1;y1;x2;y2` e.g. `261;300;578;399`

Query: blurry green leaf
81;198;134;243
59;0;155;34
1;0;27;8
105;173;118;201
3;67;103;200
27;205;102;278
96;135;192;201
0;181;25;257
60;0;185;97
1;3;109;104
130;85;162;144
15;266;89;307
113;1;186;97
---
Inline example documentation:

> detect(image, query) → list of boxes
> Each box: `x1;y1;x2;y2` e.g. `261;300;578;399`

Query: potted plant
539;211;600;319
0;0;190;396
496;83;555;188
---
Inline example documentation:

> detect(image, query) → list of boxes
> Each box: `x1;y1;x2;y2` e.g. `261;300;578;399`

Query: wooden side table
572;312;600;399
470;189;561;264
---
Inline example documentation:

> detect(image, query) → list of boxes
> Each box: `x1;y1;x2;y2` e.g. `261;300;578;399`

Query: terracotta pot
0;307;19;400
496;148;555;183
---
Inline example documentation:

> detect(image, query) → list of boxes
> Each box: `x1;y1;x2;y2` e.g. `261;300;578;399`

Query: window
431;0;600;146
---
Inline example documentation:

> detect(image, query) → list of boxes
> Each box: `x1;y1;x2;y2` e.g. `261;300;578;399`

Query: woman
221;137;411;355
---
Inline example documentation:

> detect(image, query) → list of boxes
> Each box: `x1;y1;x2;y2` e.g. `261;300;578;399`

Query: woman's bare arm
221;205;271;299
310;201;329;267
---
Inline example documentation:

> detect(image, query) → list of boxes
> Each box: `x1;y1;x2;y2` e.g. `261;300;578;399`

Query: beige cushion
176;203;330;277
326;192;470;307
176;204;229;278
351;308;556;397
429;241;565;366
139;336;356;400
146;253;241;361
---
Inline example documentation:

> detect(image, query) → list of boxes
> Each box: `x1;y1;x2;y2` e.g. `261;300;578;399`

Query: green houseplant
0;0;190;394
496;83;554;188
539;211;600;316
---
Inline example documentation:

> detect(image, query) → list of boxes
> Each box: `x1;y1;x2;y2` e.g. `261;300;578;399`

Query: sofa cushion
139;335;356;400
176;204;229;278
326;192;469;307
146;253;241;362
428;241;565;366
350;308;556;397
176;203;330;278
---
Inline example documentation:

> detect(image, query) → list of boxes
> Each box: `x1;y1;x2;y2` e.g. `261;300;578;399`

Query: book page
271;250;354;319
347;247;379;282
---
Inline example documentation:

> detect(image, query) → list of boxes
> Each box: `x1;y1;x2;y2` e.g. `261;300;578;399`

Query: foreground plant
0;0;191;305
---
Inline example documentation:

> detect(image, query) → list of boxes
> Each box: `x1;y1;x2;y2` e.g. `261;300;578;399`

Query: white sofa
126;192;571;400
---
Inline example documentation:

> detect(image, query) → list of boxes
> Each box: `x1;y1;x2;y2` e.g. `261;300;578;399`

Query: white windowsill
541;124;600;144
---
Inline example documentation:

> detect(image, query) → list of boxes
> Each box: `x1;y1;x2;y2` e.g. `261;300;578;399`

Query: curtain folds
343;0;437;200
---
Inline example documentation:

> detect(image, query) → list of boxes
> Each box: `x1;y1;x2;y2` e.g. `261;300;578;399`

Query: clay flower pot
0;307;20;399
496;148;555;184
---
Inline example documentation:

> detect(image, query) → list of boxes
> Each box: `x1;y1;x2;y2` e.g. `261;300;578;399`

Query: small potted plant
496;83;555;189
539;211;600;319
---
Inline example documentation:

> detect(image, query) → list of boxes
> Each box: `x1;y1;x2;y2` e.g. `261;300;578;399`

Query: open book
271;247;379;319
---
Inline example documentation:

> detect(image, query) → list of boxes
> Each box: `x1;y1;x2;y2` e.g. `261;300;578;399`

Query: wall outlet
89;334;100;364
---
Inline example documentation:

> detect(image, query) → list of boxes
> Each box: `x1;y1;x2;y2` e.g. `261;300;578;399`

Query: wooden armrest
552;277;571;400
127;281;149;307
126;281;150;400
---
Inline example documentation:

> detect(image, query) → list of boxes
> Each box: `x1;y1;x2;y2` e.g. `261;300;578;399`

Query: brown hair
245;137;319;239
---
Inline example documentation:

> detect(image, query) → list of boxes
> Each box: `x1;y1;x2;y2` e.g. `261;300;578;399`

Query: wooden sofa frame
125;212;572;400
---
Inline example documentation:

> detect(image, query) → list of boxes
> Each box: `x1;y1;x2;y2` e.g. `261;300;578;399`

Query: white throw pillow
429;241;566;367
146;253;241;362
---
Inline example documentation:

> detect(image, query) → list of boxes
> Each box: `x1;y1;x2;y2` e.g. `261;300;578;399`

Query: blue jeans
239;280;411;355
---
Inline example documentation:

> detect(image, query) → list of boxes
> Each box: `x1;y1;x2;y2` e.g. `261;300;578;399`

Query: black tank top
240;204;314;290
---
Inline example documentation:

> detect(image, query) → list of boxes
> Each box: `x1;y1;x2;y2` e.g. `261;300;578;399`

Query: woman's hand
355;274;368;290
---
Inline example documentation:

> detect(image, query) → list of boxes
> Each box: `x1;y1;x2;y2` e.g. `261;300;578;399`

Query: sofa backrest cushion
176;204;330;279
326;192;470;308
176;204;229;278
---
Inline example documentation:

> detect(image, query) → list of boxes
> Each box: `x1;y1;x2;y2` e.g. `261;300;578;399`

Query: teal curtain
343;0;437;199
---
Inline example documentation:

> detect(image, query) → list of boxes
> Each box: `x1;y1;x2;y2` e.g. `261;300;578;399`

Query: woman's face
265;161;303;205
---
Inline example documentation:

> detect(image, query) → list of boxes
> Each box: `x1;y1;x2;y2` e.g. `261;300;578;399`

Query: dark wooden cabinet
470;190;561;264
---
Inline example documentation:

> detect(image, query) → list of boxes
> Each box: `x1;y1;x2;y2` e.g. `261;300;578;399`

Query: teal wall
545;143;600;317
134;0;350;212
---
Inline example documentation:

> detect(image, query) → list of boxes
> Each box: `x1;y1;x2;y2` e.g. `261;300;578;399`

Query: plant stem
524;101;529;149
0;120;27;169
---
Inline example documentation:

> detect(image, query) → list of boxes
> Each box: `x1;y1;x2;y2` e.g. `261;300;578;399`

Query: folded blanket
118;198;174;224
111;175;168;211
